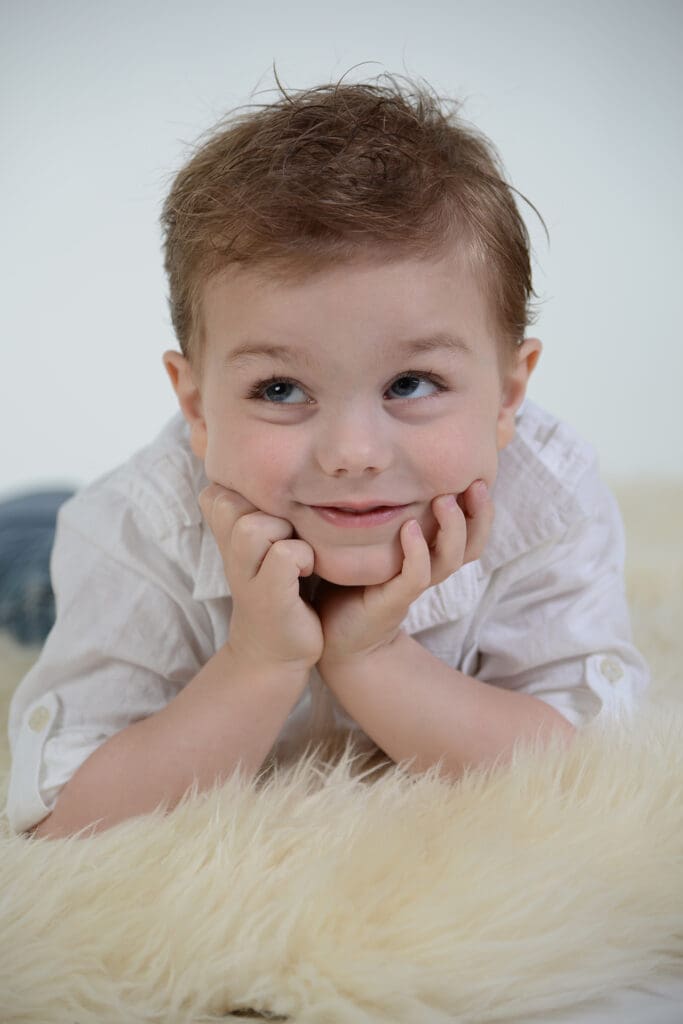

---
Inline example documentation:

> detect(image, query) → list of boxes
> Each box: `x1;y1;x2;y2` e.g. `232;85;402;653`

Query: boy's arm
29;485;324;841
31;644;309;839
318;472;646;774
311;484;566;780
318;632;575;780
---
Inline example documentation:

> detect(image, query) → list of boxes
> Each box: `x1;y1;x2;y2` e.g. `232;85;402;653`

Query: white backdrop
2;0;681;497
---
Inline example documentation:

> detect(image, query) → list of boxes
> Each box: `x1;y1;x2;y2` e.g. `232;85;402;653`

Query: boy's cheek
202;442;258;500
202;456;292;524
425;432;499;492
189;422;208;462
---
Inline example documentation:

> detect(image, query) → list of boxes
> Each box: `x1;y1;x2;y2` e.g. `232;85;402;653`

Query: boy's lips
308;502;411;528
312;500;407;512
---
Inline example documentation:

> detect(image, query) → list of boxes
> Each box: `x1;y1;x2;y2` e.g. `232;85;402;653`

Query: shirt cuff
533;652;647;731
585;651;646;726
6;692;60;834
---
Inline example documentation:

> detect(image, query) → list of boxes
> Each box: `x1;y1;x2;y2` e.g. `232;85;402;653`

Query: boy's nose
314;408;394;477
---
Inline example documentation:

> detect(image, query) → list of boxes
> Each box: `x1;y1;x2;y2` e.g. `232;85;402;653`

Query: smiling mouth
309;504;410;528
323;505;396;513
311;501;408;513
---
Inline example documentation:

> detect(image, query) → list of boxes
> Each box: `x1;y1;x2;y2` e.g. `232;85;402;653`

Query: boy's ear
496;337;542;450
162;350;208;460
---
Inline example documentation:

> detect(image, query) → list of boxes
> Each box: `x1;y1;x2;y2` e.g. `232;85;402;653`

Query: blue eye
247;371;446;405
386;374;443;399
248;378;310;403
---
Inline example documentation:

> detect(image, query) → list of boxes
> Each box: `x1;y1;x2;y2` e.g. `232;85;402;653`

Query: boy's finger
198;484;295;582
198;484;257;536
461;481;495;564
230;511;294;581
428;494;467;584
365;518;432;621
258;538;316;595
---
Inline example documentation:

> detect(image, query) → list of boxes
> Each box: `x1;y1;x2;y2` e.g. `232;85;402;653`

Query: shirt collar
480;398;595;575
401;560;485;632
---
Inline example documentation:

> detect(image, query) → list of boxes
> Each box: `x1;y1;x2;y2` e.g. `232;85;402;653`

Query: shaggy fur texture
0;483;681;1024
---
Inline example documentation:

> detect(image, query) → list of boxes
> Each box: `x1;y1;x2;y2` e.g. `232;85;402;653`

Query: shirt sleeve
5;490;211;835
474;470;650;731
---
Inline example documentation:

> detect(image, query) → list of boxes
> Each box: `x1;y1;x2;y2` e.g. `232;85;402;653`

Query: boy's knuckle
232;512;263;541
271;538;295;561
210;493;237;525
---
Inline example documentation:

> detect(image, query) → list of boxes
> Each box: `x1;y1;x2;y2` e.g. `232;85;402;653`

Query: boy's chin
312;542;403;587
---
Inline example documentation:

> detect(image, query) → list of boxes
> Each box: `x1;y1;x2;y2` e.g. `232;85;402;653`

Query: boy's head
162;72;543;586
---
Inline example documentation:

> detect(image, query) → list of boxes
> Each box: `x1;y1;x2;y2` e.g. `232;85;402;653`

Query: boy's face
165;245;540;586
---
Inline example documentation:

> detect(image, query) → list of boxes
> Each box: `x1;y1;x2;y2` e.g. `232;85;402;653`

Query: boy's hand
198;484;324;673
316;480;493;671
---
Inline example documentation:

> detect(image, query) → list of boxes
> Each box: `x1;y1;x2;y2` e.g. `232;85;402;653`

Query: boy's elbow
549;707;578;748
27;809;102;841
27;812;78;841
26;814;55;840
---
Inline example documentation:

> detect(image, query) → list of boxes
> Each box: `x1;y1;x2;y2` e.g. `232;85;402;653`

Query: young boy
6;74;649;840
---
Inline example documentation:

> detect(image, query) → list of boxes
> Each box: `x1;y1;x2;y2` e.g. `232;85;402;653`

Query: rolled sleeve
476;473;650;731
7;688;115;833
7;693;61;833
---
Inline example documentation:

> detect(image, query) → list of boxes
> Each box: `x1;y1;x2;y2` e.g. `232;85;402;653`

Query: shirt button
28;706;51;732
599;657;624;683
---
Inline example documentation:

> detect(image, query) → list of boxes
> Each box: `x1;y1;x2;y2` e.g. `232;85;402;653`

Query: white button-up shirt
5;400;650;834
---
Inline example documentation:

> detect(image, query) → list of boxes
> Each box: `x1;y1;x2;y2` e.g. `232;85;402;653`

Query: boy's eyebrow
225;332;472;368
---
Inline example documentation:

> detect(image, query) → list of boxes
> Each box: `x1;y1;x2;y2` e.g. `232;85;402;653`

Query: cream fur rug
1;483;682;1024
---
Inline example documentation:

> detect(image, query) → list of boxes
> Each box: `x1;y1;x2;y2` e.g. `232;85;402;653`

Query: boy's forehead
205;237;476;297
205;241;480;306
199;241;499;360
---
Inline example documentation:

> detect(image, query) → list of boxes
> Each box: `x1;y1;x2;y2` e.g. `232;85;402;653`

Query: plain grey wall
2;0;682;496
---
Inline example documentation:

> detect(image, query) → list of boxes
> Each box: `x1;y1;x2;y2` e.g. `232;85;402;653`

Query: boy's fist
198;484;324;674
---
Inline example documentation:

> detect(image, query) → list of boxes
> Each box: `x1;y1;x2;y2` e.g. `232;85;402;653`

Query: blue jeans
0;489;75;647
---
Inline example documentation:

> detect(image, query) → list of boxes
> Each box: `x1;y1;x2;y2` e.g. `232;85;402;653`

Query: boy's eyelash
246;375;310;401
392;370;449;395
246;370;449;402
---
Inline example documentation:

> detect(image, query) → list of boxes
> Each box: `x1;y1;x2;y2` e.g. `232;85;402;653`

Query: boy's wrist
318;630;407;683
224;641;313;688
